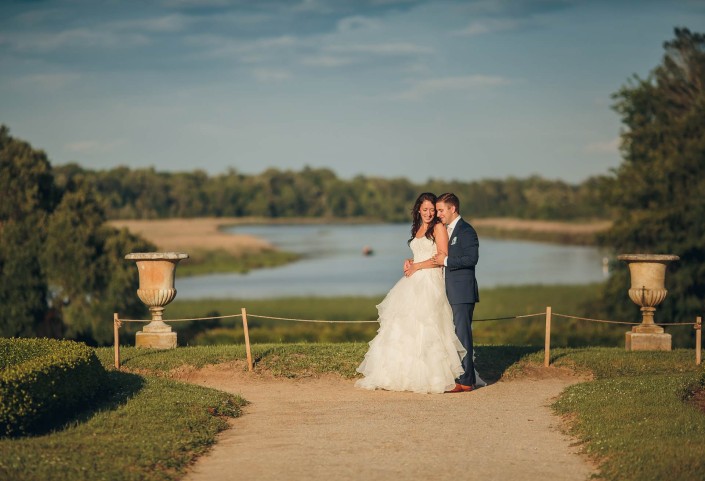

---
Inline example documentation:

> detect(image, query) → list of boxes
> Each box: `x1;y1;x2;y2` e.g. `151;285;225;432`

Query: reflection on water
176;224;608;299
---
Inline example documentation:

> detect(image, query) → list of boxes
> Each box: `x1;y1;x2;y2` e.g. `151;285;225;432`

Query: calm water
176;224;608;299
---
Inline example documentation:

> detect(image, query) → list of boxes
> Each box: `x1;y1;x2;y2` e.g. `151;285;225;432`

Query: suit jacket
445;218;480;304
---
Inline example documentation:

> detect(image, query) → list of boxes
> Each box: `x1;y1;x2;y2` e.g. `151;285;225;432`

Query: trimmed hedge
0;338;110;437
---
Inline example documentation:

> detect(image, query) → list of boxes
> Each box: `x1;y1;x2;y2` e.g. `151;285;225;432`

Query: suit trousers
451;302;476;386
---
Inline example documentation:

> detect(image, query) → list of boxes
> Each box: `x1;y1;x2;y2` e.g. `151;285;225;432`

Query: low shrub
0;338;110;437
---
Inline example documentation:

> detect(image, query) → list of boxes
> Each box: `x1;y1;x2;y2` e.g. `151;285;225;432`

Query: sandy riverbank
109;217;612;253
108;217;273;255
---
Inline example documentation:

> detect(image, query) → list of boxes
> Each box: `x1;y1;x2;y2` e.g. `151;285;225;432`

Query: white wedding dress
355;236;468;394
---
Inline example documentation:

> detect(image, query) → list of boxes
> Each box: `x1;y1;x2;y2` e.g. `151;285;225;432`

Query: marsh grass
177;249;300;277
152;284;638;347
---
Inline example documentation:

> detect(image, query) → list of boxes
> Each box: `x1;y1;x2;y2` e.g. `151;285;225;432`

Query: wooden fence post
242;308;253;372
696;316;702;366
113;313;121;370
544;306;552;367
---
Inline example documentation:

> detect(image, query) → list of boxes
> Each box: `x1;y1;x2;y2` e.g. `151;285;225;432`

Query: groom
432;193;479;393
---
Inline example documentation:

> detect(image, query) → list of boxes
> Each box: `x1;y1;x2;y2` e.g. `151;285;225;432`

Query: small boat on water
362;246;374;256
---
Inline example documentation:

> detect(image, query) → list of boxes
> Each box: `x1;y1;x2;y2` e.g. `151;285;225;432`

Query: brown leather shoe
445;383;472;393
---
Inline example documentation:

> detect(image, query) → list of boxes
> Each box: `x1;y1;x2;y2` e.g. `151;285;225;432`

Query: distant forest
54;164;612;222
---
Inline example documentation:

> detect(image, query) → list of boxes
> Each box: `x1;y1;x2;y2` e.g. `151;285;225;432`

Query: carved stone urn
125;252;189;349
617;254;679;351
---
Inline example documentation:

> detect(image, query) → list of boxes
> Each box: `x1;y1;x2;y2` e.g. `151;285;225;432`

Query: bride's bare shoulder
433;222;447;235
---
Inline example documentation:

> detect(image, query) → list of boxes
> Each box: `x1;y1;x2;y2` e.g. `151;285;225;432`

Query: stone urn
617;254;679;351
125;252;189;349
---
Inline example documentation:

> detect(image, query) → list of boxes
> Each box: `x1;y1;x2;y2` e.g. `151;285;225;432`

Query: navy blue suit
445;217;479;386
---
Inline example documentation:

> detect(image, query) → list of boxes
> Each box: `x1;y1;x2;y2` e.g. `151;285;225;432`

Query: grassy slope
513;348;705;481
0;370;245;481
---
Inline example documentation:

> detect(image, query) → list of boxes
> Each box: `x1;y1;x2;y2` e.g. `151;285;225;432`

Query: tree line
53;164;610;222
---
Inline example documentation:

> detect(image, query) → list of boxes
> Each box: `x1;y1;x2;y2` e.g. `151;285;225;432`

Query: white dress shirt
444;215;462;267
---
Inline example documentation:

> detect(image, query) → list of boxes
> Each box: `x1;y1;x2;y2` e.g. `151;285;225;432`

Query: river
175;224;608;299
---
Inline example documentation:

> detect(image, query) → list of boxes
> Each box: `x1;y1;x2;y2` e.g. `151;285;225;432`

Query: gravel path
180;365;594;481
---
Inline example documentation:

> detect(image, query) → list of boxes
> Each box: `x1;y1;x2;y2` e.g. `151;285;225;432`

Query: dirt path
179;365;594;481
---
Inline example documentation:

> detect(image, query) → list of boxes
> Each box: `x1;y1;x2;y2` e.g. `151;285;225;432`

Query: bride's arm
434;222;449;258
404;223;448;276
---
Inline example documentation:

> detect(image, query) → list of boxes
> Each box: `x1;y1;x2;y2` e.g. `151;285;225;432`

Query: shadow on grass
117;347;177;368
252;345;285;368
475;345;542;384
30;371;146;438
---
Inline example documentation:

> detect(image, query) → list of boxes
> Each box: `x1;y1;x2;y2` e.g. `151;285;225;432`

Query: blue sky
1;0;703;183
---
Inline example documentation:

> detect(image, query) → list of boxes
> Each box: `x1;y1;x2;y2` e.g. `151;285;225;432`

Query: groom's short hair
437;193;460;214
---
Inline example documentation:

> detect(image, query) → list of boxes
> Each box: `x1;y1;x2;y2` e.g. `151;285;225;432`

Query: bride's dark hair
409;192;439;245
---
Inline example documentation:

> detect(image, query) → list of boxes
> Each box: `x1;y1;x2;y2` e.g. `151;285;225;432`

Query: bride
356;192;482;394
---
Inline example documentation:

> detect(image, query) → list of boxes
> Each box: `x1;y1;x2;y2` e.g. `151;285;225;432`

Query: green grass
558;375;705;481
96;343;373;378
514;347;700;378
176;248;300;277
6;342;704;480
167;295;382;321
0;369;246;481
97;343;544;385
510;348;705;481
154;284;618;347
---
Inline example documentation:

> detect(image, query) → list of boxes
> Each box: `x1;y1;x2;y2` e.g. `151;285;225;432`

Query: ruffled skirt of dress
355;269;467;394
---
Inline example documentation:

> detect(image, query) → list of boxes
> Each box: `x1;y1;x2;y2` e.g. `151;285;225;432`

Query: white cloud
251;68;292;82
369;0;418;4
326;42;433;56
160;0;232;7
15;73;80;91
301;55;353;67
5;28;149;53
292;0;337;14
585;137;621;154
337;16;380;33
393;75;510;100
453;18;519;36
13;8;62;26
193;34;299;60
111;14;191;33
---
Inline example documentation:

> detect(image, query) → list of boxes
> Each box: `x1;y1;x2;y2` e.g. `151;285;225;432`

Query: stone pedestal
625;331;672;351
135;320;177;349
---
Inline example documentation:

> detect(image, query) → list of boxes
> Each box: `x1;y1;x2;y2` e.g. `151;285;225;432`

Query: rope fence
112;308;703;371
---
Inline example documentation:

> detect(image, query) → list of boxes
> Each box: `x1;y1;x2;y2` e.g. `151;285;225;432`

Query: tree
601;28;705;337
0;126;56;337
0;219;49;337
0;125;154;343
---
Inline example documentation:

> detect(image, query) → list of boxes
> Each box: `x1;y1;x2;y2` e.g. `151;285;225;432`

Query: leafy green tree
601;28;705;335
42;178;155;344
0;125;57;221
0;126;56;337
0;219;49;337
1;125;154;343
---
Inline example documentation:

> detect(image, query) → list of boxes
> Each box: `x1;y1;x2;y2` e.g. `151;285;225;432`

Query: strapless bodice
410;236;437;262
